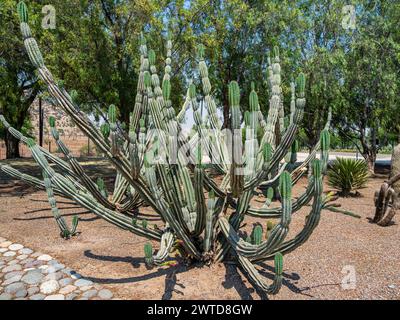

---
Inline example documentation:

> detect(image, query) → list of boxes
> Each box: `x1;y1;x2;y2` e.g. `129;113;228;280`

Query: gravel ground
0;159;398;300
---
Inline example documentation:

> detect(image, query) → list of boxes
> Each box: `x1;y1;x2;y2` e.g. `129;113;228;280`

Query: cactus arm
130;34;149;132
236;252;283;295
0;115;76;179
16;6;166;216
26;138;162;241
49;117;115;210
203;191;217;253
254;160;324;262
229;81;244;198
42;170;79;239
0;164;66;197
218;172;292;259
152;228;175;266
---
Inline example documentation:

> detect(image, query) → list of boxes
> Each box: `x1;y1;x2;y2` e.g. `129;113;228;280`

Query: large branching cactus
0;1;333;296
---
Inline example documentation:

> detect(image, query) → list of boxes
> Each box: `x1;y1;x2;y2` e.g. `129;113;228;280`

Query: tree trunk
5;130;20;159
364;152;376;175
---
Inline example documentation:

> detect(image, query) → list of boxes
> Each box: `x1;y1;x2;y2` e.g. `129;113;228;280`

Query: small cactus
251;225;263;245
144;242;153;266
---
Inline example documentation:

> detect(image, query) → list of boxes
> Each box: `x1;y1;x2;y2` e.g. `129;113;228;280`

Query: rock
0;237;6;242
27;287;39;296
19;248;33;255
0;248;7;253
40;280;60;294
15;289;28;298
17;255;28;261
43;266;57;273
0;241;12;248
0;293;12;300
21;258;34;265
39;265;49;271
8;244;24;251
388;284;396;289
74;279;93;287
5;282;26;295
65;293;78;300
59;285;77;295
48;260;59;266
3;275;23;286
45;294;65;300
44;271;63;281
59;278;72;287
37;254;52;261
2;264;22;273
22;271;44;285
98;289;113;299
7;260;19;265
4;271;24;280
83;290;98;299
80;285;93;291
71;273;82;280
30;294;45;300
3;251;16;257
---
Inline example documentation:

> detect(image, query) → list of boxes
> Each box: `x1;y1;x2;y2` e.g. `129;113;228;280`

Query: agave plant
327;157;369;197
0;1;334;297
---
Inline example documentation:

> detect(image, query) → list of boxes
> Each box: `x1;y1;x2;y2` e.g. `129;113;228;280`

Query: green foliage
327;158;369;197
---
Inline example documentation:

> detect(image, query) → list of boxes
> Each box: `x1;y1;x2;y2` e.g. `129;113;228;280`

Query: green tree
337;0;400;173
0;0;41;158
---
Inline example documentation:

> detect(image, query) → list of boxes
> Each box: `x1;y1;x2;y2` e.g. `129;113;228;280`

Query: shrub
327;157;369;196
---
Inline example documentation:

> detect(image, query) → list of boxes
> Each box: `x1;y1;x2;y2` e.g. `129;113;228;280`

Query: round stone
45;294;65;300
48;260;59;266
8;244;23;251
30;294;45;300
59;285;76;295
3;275;23;286
19;248;33;255
0;293;12;300
0;241;12;248
44;266;57;274
17;255;28;260
80;285;93;291
0;248;7;253
98;289;113;299
15;289;28;298
74;279;93;287
3;251;16;257
83;289;98;299
37;254;52;261
66;293;78;300
44;271;63;281
7;259;19;265
4;271;24;280
21;258;34;265
28;287;39;296
2;264;22;273
22;271;44;285
40;280;60;294
5;282;26;294
59;278;72;287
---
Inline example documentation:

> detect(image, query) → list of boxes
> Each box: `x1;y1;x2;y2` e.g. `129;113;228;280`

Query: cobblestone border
0;237;114;300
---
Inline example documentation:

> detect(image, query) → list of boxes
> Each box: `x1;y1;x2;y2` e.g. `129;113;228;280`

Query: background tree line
0;0;399;173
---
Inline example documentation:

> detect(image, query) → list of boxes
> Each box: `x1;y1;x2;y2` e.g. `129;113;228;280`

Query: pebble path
0;237;114;300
